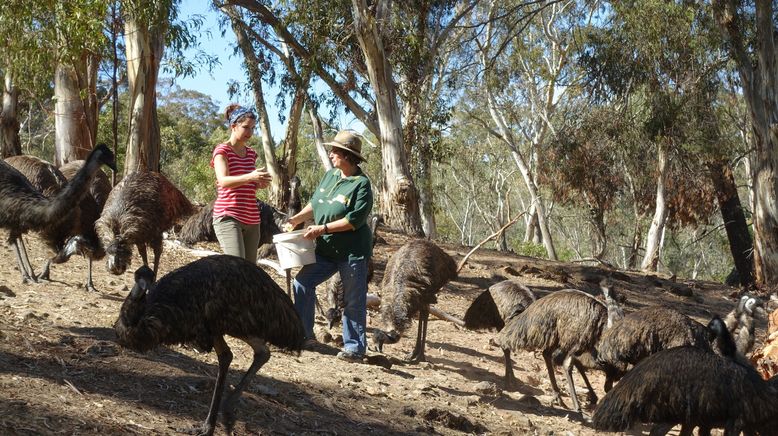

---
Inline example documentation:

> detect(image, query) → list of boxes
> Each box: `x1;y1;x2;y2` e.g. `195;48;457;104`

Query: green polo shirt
311;168;374;261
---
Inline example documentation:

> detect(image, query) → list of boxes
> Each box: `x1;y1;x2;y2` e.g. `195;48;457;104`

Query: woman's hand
253;168;272;188
303;225;326;240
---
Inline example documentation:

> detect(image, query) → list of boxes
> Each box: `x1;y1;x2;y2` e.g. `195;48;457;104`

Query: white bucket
273;230;316;269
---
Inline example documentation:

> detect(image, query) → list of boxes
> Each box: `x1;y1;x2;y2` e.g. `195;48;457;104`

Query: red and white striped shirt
210;143;261;225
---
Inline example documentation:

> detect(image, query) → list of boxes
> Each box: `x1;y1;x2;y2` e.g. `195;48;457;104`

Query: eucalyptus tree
225;0;478;235
466;0;594;260
712;0;778;286
0;1;57;158
577;1;732;273
52;1;108;165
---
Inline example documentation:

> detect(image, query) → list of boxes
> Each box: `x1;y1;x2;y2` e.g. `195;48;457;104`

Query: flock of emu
1;146;777;435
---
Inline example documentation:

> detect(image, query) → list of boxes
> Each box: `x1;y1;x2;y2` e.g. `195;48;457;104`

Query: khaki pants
213;216;260;264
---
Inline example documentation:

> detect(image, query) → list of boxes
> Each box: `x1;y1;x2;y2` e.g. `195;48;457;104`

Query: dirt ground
0;226;766;435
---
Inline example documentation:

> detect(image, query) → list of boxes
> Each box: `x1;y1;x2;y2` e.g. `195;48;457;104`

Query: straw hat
324;130;366;162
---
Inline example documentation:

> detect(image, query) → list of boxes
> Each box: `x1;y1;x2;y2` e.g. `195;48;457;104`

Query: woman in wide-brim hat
285;130;373;362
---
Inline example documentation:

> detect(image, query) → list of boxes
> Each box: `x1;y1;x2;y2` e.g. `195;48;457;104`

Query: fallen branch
456;212;526;273
365;293;464;327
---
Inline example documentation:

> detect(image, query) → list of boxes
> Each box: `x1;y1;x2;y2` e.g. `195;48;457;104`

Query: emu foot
404;351;426;363
176;422;215;436
84;282;98;293
21;274;37;284
550;391;569;410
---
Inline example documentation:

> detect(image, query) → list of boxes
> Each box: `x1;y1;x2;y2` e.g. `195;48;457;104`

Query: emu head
708;315;737;358
52;235;84;264
106;238;132;275
739;294;765;318
372;329;400;353
90;143;118;172
130;265;155;300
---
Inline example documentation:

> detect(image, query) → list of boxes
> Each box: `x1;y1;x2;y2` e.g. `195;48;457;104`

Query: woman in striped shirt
210;104;272;264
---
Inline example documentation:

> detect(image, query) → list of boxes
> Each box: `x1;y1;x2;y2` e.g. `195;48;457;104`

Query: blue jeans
293;254;368;355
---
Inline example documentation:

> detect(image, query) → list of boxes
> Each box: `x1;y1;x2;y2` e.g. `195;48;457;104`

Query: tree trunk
1;70;21;158
351;0;424;235
714;0;778;286
708;159;755;288
588;203;607;260
54;52;99;165
641;144;670;271
309;106;332;170
123;18;166;174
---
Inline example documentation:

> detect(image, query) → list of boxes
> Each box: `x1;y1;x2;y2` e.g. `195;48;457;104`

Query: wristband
323;223;329;234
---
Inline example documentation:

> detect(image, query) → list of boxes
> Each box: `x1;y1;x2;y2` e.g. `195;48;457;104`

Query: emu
592;316;778;436
114;256;305;436
0;144;115;283
372;239;457;363
463;278;536;387
496;287;611;413
56;159;112;291
96;171;194;277
724;294;765;355
596;306;712;389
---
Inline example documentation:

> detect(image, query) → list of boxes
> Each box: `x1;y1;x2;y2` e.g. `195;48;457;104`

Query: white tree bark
54;53;98;166
641;144;670;271
124;17;166;174
1;70;21;158
714;0;778;285
352;0;424;235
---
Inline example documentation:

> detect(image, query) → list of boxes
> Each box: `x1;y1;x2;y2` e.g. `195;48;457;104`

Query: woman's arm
286;203;314;230
214;154;271;189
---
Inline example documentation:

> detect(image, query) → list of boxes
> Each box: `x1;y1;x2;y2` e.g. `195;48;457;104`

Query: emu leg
572;358;598;406
151;239;162;279
561;355;582;413
36;259;52;282
85;258;97;292
182;337;232;436
407;308;429;363
542;350;568;409
503;348;518;389
137;243;149;266
221;339;271;433
11;238;36;283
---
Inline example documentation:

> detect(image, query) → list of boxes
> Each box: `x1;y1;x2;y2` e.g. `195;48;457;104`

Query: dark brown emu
496;288;609;413
56;159;113;291
96;171;194;277
0;144;116;283
463;278;536;386
596;306;712;390
114;255;305;436
592;316;778;436
372;239;457;363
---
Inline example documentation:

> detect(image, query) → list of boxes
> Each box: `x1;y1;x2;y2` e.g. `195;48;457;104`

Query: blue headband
229;107;256;125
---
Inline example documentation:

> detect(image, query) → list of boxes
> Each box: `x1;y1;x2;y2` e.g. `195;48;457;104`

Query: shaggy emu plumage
96;171;194;277
592;316;778;436
178;200;286;254
724;294;765;355
57;159;112;291
4;155;73;281
496;288;609;413
463;279;536;386
372;239;457;363
114;256;305;436
596;306;712;389
323;215;382;328
0;144;116;283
